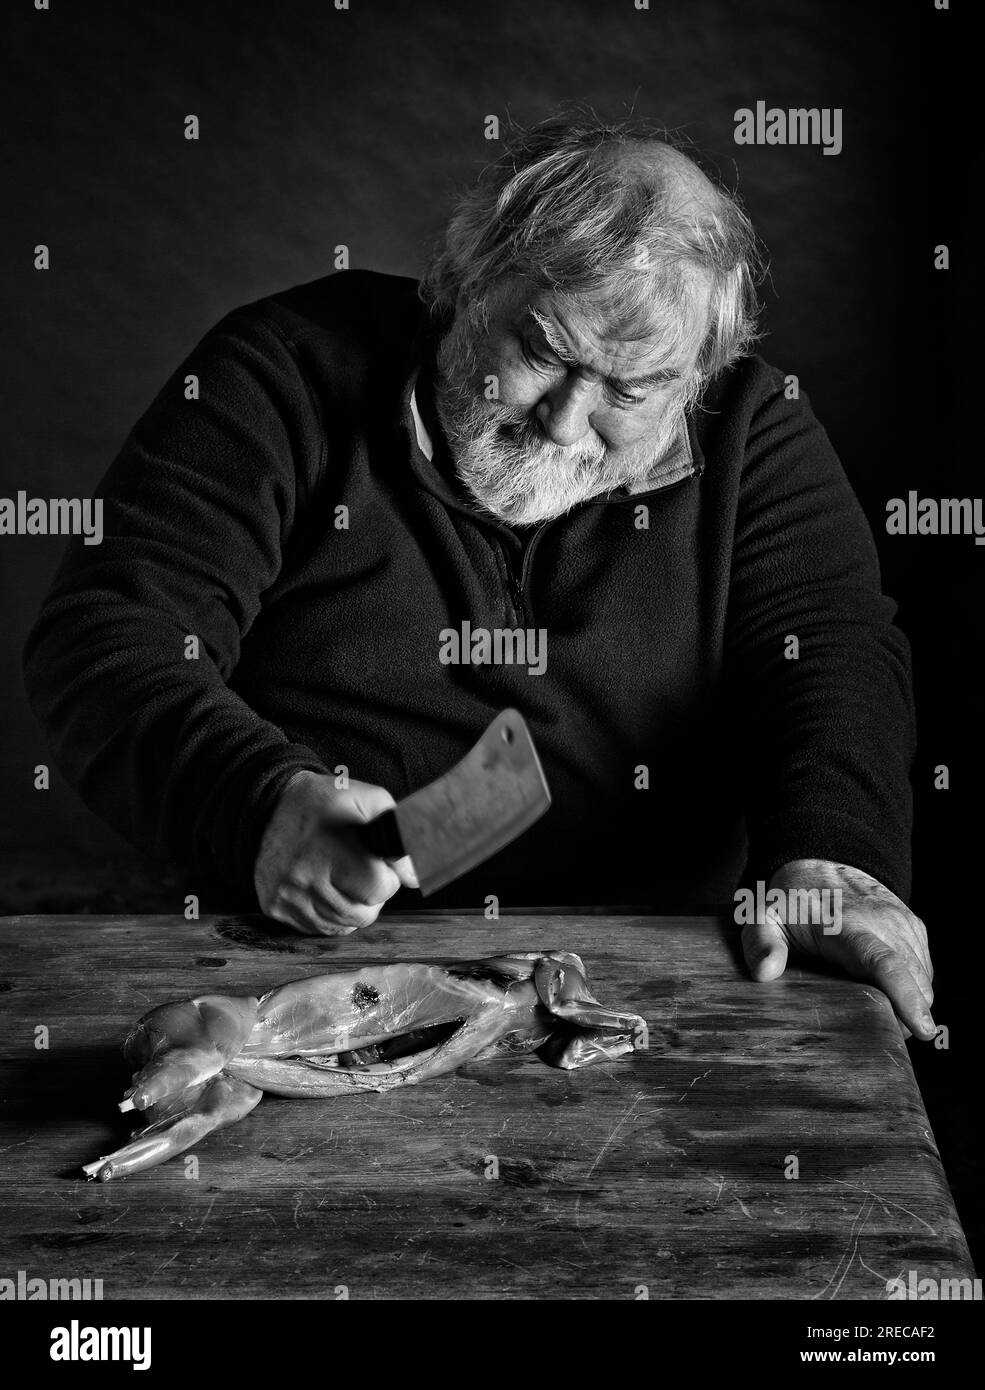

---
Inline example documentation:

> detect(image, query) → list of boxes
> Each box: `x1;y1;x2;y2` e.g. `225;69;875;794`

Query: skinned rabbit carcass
82;952;648;1181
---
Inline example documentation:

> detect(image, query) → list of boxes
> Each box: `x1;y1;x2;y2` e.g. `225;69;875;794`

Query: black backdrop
2;0;977;1261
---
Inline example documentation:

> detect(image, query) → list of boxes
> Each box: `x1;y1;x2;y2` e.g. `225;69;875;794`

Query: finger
333;850;402;906
260;889;321;935
267;896;348;937
347;783;398;822
830;938;936;1040
863;928;935;1011
303;878;381;932
908;957;934;1011
741;916;789;982
907;916;933;983
881;931;935;1011
393;855;419;890
869;956;936;1041
270;883;370;936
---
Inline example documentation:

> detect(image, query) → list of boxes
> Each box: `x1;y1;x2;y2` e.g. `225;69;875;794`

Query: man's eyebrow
524;308;682;391
526;308;578;364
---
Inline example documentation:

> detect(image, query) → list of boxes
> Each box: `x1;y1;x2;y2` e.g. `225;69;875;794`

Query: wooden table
0;913;974;1300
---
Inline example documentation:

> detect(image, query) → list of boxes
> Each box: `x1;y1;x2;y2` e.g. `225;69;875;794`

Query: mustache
489;406;606;466
436;370;609;466
435;394;645;526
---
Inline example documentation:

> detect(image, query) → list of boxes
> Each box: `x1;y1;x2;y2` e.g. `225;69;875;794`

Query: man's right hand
254;772;418;935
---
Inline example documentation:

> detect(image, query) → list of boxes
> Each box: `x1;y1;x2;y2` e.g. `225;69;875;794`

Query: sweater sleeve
22;308;331;904
723;373;916;902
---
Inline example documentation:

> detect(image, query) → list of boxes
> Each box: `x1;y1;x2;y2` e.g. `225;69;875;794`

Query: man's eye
521;339;559;371
607;386;644;408
519;337;643;406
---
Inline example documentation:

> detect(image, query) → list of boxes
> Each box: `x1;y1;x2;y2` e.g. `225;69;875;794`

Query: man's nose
536;377;597;447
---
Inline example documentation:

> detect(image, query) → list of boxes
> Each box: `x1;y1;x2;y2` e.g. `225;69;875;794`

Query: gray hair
420;113;765;381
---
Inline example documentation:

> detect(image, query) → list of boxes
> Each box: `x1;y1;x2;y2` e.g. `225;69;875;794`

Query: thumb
392;855;419;891
346;784;418;888
742;911;789;982
346;781;398;823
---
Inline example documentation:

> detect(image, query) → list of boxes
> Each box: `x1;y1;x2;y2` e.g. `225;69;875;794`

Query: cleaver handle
355;809;406;862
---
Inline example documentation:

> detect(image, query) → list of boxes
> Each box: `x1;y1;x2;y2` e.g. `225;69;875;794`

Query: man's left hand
740;858;936;1041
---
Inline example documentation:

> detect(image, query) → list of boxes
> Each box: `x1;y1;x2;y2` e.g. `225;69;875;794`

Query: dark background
2;1;977;1263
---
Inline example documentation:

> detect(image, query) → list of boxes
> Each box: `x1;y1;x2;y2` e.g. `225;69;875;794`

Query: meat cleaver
355;709;551;896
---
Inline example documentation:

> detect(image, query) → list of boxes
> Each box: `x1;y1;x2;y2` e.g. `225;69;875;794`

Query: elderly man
23;116;934;1040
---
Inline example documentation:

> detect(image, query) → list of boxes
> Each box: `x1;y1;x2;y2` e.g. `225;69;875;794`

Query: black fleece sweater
22;269;916;910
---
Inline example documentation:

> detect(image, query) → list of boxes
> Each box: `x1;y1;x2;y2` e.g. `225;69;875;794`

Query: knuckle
351;786;395;822
358;861;400;906
378;864;402;900
865;943;900;973
313;917;356;937
342;902;379;930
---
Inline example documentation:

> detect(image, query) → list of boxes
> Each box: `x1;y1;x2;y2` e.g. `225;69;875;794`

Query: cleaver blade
356;709;551;896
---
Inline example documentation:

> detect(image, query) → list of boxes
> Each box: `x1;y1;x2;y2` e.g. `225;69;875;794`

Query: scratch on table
659;1138;691;1158
830;1179;938;1236
195;1195;217;1235
704;1174;726;1204
858;1251;902;1291
583;1094;645;1186
572;1094;645;1247
882;1049;903;1070
677;1069;711;1102
702;1175;752;1219
812;1196;874;1300
243;1206;277;1227
140;1252;179;1288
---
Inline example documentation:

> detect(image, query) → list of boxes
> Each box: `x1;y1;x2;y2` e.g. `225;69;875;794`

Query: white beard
433;330;691;527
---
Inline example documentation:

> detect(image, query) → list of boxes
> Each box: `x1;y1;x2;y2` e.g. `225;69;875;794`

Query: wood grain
0;912;973;1300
